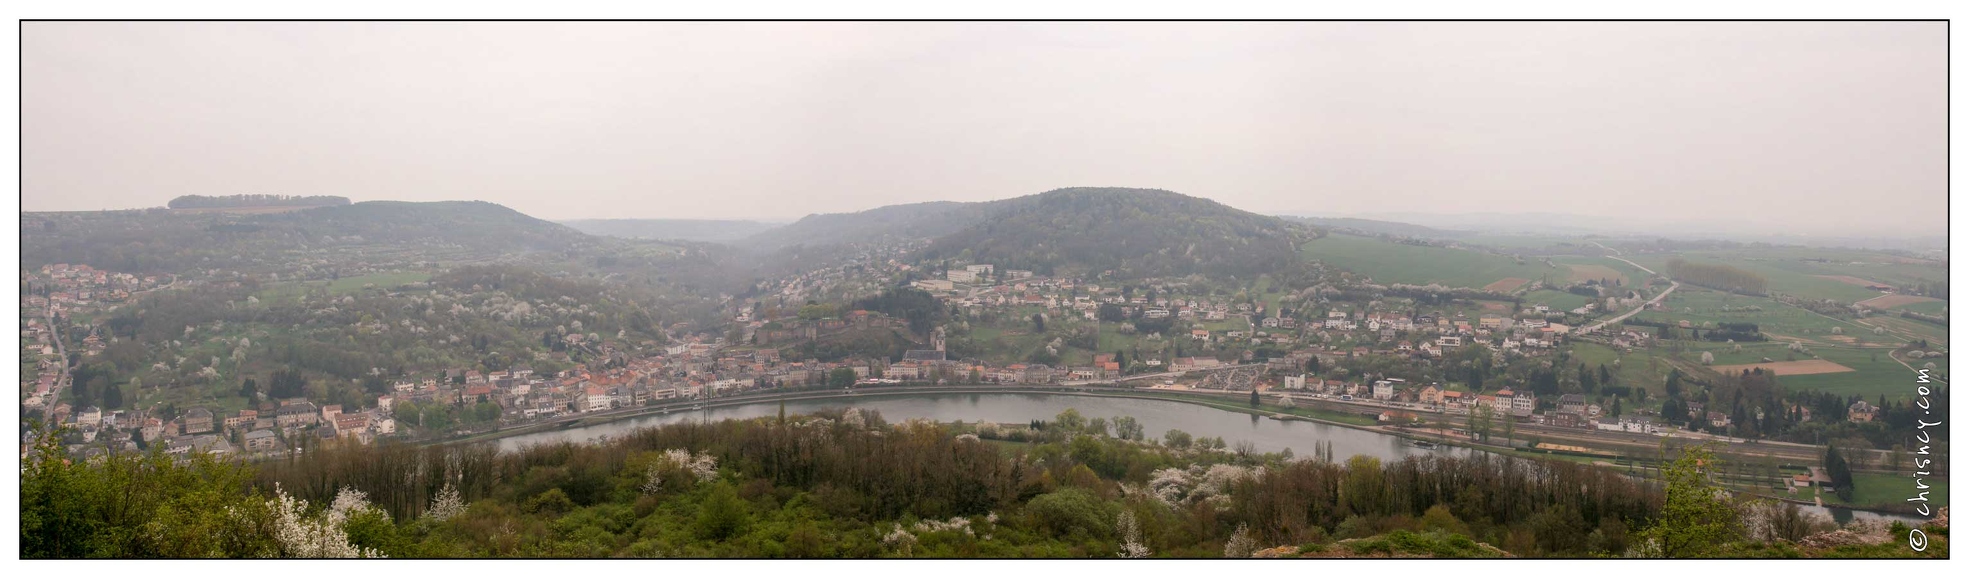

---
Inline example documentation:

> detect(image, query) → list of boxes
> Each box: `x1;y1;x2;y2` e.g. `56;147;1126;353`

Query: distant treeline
1621;319;1766;342
1664;258;1767;296
1381;285;1517;303
1900;279;1948;300
167;194;352;209
1900;310;1947;326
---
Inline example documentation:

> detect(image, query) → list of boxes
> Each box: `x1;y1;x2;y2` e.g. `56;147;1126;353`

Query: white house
1283;374;1307;390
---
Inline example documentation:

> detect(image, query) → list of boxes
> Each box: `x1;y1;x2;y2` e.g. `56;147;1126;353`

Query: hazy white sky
23;22;1946;235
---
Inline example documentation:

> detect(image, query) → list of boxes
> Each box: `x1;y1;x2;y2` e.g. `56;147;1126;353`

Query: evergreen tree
1823;444;1855;501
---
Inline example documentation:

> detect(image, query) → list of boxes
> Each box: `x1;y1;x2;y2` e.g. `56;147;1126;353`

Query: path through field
1582;252;1679;333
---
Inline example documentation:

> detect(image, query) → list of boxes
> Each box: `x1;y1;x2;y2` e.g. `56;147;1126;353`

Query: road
44;304;70;415
1582;253;1680;333
1060;363;1270;386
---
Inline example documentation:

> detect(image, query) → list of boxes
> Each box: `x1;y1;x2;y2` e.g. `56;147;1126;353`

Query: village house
1848;400;1877;422
183;408;215;435
243;429;279;452
277;401;320;428
1559;394;1587;415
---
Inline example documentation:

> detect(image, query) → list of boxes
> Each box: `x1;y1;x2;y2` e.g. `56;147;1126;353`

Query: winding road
1581;246;1680;333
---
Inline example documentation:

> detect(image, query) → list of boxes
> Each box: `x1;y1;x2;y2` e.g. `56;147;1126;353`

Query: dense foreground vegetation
21;411;1946;558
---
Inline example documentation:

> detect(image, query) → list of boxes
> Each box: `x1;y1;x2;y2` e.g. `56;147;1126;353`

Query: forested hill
560;218;781;243
734;201;988;251
19;200;701;279
918;187;1304;278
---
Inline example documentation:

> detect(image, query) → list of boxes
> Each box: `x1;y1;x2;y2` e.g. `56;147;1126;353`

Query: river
493;391;1926;524
497;392;1472;461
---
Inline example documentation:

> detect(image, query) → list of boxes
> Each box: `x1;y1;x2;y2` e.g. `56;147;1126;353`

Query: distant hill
1283;216;1466;239
917;187;1303;278
728;188;1304;278
560;218;781;243
736;201;986;251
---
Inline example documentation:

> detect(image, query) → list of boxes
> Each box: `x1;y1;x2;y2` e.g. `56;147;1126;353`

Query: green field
1857;315;1947;348
1825;472;1950;511
1776;347;1946;397
1890;299;1950;316
1443;233;1605;254
1570;342;1677;395
1632;288;1869;340
1301;233;1568;289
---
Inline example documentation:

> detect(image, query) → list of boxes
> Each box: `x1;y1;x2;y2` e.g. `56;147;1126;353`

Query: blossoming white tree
1117;511;1151;558
1223;523;1258;558
263;485;384;558
425;483;465;522
882;524;918;557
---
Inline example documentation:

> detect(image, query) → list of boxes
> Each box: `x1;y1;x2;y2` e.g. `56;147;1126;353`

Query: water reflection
498;392;1473;462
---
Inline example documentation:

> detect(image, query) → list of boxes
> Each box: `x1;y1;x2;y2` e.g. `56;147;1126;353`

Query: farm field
1708;359;1854;376
1629;248;1946;303
1301;233;1569;289
1687;341;1943;398
1857;294;1944;310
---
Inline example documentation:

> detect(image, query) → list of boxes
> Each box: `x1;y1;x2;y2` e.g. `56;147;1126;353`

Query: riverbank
437;383;1814;468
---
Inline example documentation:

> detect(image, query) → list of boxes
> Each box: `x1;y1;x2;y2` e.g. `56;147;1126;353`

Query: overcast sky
23;22;1946;236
